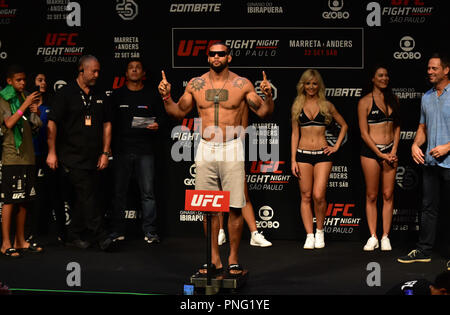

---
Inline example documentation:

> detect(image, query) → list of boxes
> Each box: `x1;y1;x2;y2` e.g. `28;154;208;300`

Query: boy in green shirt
0;65;43;258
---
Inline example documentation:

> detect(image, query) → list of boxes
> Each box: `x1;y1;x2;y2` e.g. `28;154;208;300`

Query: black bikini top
298;109;327;127
367;95;393;125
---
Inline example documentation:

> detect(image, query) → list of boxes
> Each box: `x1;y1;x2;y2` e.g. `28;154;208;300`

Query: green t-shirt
0;95;41;165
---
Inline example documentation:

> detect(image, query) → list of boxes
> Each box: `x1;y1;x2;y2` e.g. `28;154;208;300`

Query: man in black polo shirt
107;59;165;245
46;55;113;251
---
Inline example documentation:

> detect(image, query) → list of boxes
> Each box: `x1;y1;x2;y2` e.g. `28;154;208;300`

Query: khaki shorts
194;138;246;209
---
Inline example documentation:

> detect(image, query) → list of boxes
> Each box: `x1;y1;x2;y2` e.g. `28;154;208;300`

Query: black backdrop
0;0;449;242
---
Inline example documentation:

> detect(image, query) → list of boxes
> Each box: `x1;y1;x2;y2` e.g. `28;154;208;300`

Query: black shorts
360;142;393;162
296;149;333;166
1;165;37;204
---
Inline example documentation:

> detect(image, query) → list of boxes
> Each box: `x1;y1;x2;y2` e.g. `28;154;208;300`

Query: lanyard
80;90;92;110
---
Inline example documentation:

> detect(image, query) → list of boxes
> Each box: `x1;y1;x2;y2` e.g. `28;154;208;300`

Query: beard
209;60;228;73
86;79;97;86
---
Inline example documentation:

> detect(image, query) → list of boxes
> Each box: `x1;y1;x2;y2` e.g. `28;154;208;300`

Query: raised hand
158;70;171;98
259;71;272;97
23;91;41;108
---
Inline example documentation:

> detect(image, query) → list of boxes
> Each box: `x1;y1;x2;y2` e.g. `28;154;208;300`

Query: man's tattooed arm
246;97;260;111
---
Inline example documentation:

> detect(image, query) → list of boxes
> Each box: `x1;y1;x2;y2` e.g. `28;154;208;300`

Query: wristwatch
102;151;111;157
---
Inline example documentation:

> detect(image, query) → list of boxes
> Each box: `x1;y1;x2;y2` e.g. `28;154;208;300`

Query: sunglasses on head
208;51;228;57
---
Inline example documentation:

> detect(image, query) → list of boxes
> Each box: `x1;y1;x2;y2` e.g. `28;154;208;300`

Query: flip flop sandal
1;248;22;259
198;263;224;276
18;242;44;253
227;264;244;277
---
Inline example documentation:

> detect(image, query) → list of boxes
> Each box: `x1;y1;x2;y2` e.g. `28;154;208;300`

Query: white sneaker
218;229;226;246
314;229;325;249
363;236;379;251
250;231;272;247
303;234;315;249
381;236;392;251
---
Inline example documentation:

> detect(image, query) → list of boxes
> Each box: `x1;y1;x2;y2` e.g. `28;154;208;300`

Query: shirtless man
158;42;274;275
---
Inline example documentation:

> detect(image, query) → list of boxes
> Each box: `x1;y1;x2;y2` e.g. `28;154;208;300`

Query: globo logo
322;0;350;19
394;36;421;60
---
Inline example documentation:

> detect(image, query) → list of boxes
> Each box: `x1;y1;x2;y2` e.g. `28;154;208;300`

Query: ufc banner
0;0;448;243
185;190;230;213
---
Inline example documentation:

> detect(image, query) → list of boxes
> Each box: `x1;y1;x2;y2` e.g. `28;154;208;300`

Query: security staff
46;55;114;251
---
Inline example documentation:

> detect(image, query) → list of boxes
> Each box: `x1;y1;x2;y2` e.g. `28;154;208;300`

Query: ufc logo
250;161;284;174
191;194;224;208
12;192;26;199
45;33;78;46
391;0;424;5
177;40;221;56
181;118;201;132
185;190;230;212
326;203;355;217
113;77;126;89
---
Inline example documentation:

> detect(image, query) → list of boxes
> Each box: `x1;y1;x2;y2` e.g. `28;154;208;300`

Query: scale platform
190;269;249;293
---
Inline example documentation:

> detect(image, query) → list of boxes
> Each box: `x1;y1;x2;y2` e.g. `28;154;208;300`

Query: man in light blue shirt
398;53;450;268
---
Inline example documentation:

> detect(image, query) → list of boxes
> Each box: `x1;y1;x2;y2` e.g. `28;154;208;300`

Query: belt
201;137;240;147
375;142;393;151
297;149;325;155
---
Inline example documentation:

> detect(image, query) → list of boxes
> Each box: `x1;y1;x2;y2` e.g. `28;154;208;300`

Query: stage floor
0;235;447;295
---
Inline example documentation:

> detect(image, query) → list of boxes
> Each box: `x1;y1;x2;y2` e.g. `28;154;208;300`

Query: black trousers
59;164;107;243
27;156;66;240
416;165;450;257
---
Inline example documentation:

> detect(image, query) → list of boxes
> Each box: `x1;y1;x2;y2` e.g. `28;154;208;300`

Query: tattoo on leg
190;77;206;91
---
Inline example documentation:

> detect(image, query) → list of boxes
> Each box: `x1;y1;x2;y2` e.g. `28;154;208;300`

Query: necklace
209;72;229;105
209;72;229;126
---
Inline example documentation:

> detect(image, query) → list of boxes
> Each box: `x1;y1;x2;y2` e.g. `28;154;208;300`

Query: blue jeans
111;153;157;235
416;165;450;256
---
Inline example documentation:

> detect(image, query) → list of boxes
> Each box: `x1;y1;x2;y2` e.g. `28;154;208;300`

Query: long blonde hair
291;69;332;125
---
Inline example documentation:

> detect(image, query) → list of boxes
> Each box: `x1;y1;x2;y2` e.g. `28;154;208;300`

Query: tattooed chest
191;76;246;109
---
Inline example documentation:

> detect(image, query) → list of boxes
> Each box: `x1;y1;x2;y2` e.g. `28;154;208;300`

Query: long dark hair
368;63;401;127
27;71;52;106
